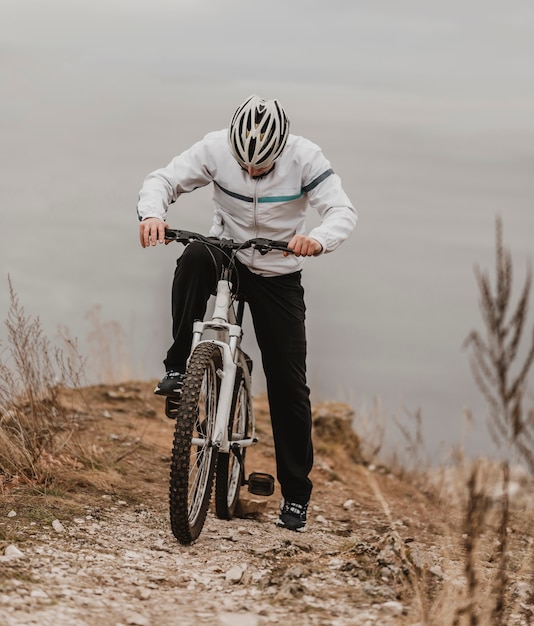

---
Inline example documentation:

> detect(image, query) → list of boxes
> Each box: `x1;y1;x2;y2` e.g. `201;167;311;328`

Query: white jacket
137;129;356;276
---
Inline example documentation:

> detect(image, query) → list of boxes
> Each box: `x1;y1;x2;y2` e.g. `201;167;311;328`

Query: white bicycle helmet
228;95;290;169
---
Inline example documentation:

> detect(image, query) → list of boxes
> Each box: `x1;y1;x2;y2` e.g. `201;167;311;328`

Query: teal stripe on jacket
258;192;304;203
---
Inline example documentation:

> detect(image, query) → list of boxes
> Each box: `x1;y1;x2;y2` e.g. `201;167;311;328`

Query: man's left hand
285;235;323;257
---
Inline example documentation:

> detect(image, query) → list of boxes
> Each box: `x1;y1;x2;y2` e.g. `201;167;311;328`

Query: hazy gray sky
3;0;534;107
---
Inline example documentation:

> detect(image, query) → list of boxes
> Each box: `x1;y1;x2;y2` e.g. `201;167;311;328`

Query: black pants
164;242;313;504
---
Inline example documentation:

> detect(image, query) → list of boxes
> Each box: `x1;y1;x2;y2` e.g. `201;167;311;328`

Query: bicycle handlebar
164;229;292;255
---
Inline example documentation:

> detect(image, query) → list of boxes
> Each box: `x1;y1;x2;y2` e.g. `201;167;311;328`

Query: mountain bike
163;229;290;545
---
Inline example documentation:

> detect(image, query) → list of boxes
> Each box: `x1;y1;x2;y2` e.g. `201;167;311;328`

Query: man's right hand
139;217;167;248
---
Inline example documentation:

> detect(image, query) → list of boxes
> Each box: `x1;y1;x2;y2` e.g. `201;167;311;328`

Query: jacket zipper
251;178;259;269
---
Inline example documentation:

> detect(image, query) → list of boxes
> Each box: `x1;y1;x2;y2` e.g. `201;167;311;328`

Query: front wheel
215;369;252;519
169;342;222;544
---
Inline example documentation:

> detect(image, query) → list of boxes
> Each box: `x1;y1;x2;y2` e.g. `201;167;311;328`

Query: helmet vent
228;95;290;169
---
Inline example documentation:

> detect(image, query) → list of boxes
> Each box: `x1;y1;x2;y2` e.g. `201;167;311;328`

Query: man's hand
139;217;167;248
285;235;323;257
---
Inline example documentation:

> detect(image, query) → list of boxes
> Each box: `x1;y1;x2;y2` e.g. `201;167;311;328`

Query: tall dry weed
0;278;86;479
464;215;534;471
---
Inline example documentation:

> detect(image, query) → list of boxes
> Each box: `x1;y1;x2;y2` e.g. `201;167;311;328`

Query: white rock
429;564;444;579
7;510;17;518
343;499;354;510
226;565;245;583
125;550;143;560
136;587;152;601
3;544;25;560
316;514;328;525
52;519;65;533
381;600;404;616
514;581;532;602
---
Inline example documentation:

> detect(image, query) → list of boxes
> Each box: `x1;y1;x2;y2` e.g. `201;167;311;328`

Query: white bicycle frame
188;278;255;454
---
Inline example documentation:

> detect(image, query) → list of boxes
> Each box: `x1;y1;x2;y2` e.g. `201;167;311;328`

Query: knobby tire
169;342;222;544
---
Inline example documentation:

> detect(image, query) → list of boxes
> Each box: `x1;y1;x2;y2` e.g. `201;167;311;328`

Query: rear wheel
215;370;252;519
169;342;222;544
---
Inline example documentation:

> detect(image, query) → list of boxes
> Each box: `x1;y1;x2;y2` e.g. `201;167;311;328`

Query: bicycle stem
212;280;232;322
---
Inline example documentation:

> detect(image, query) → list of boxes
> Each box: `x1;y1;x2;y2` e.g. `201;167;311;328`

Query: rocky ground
1;382;534;626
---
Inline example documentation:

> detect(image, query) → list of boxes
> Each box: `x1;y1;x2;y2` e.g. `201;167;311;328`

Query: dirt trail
1;382;533;625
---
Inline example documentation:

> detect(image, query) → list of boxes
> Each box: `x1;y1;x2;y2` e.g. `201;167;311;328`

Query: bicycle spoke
215;367;252;520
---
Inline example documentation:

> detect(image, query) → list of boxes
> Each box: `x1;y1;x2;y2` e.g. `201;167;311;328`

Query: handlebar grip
164;229;209;244
163;228;179;240
270;240;292;251
251;238;292;254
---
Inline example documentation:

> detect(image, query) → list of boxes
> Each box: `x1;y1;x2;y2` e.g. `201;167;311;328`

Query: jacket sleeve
304;150;357;254
136;135;215;222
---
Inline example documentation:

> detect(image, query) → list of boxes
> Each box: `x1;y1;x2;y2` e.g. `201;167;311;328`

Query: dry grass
0;278;85;480
0;279;119;487
362;453;534;625
408;213;534;624
464;214;534;472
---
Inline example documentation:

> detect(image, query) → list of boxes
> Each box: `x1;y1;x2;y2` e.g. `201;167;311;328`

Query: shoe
276;499;308;532
154;371;185;397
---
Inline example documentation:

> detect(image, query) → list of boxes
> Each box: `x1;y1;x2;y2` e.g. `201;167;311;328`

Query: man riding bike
137;95;357;531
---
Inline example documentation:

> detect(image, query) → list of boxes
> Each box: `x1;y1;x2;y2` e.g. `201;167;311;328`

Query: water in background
2;1;534;461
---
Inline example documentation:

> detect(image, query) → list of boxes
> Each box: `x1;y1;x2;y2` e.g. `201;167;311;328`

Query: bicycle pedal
165;397;181;419
247;472;275;496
